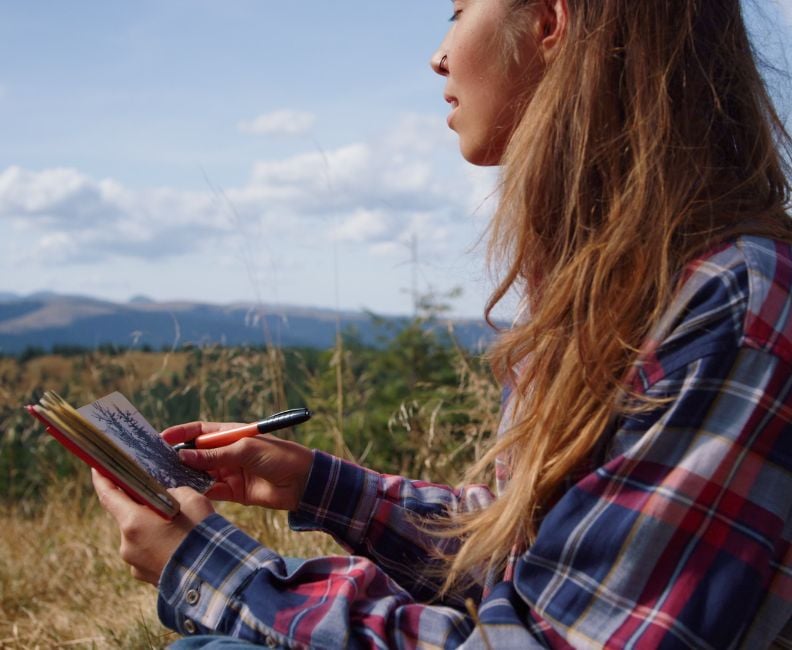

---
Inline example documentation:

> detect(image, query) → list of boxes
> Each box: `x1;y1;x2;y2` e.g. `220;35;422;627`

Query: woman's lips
445;95;459;127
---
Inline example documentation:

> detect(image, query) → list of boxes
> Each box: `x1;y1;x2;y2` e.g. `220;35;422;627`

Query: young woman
93;0;792;647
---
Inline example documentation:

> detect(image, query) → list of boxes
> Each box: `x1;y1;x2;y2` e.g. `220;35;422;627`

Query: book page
78;392;213;493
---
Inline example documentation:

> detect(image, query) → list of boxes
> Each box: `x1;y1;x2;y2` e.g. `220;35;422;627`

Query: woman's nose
430;49;448;76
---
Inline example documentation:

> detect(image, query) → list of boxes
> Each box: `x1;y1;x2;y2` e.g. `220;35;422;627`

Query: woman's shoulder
696;236;792;361
693;235;792;290
643;236;792;377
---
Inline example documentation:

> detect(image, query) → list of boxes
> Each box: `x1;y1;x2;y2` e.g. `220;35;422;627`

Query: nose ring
439;55;448;72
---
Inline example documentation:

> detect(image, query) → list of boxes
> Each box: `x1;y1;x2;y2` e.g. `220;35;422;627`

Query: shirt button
264;635;278;648
183;619;197;634
185;588;200;605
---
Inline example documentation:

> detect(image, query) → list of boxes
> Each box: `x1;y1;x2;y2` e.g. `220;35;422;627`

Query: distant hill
0;293;497;355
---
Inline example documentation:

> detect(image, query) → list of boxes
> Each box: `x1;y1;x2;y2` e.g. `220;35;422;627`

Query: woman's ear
540;0;569;62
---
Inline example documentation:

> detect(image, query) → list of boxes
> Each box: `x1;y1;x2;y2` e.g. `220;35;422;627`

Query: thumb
178;445;245;470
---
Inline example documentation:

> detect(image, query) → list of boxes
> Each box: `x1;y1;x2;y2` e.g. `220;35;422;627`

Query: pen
172;407;312;451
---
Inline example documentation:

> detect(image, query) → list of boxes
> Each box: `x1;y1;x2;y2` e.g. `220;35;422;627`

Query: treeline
1;314;501;507
11;343;165;362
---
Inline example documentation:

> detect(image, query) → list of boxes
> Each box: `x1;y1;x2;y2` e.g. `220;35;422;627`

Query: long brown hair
443;0;792;591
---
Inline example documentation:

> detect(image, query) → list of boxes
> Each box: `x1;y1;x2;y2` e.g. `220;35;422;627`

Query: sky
1;1;790;319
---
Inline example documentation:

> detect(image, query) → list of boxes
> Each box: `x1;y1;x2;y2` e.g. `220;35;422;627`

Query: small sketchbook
27;391;213;519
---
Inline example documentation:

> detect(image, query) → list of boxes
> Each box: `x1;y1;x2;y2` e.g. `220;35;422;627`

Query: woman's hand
161;422;315;511
92;469;215;585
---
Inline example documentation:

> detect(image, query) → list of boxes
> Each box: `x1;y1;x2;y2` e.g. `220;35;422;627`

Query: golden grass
0;479;170;649
0;474;342;649
0;352;189;395
1;340;499;647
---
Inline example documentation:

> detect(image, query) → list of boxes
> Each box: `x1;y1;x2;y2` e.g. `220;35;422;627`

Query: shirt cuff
157;512;283;640
288;450;380;549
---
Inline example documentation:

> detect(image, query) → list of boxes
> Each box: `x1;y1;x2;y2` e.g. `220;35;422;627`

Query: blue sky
1;1;790;318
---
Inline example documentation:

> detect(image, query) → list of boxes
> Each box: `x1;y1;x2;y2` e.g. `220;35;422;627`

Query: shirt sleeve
157;343;792;649
288;450;496;603
158;514;548;649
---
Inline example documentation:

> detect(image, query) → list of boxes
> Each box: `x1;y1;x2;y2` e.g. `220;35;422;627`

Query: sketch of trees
89;401;212;492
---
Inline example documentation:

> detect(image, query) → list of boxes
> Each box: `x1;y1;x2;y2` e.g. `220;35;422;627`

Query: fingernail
178;449;198;464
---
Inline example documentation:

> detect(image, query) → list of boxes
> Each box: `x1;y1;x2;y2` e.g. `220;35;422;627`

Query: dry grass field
1;479;174;648
0;334;498;648
0;476;343;649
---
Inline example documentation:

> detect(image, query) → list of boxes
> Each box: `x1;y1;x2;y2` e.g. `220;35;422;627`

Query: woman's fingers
176;436;312;510
177;436;262;470
160;421;245;445
160;421;205;445
91;469;148;524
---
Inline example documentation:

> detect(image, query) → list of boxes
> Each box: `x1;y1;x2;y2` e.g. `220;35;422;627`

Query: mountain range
0;292;496;355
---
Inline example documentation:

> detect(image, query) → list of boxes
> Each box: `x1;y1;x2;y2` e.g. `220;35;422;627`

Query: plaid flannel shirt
158;236;792;648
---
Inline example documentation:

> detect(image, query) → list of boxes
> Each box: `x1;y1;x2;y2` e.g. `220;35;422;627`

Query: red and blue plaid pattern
158;236;792;648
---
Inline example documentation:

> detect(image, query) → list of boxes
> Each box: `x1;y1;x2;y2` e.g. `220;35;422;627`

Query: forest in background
0;309;501;648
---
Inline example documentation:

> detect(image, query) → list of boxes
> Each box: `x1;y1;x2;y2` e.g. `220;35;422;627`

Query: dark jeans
169;638;265;649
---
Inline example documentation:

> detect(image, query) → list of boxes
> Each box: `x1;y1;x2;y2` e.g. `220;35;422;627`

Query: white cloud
0;114;496;272
0;166;232;264
238;109;316;136
333;209;394;244
234;116;466;224
0;166;124;226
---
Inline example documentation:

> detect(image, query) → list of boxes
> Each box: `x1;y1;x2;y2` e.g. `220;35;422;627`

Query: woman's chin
459;143;502;167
